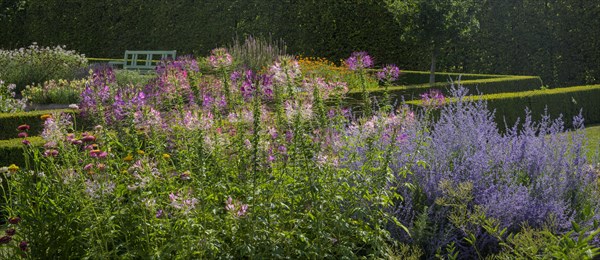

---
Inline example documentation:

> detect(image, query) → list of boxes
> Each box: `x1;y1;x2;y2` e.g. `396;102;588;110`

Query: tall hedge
1;1;599;88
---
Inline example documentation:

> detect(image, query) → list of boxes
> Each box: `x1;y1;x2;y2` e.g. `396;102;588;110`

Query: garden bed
0;50;599;258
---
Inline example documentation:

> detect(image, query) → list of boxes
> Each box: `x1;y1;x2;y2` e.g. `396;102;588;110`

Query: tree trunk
429;48;437;86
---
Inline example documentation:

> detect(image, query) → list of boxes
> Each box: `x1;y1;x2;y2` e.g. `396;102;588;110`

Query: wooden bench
108;50;176;72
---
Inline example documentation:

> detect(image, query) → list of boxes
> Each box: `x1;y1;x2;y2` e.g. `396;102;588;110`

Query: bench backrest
122;50;177;70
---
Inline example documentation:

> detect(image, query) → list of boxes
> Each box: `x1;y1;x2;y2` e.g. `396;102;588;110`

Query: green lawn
584;124;600;162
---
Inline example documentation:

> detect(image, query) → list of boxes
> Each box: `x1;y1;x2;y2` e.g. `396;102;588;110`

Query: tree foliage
384;0;483;84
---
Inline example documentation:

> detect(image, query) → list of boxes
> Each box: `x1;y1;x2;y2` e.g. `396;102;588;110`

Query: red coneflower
17;124;30;131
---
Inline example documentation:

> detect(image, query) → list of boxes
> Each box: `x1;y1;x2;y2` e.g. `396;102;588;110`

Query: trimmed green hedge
0;109;78;140
0;136;44;168
346;73;542;105
388;70;505;86
408;85;600;129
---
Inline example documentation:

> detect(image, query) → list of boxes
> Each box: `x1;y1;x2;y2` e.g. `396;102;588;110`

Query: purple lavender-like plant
383;86;599;258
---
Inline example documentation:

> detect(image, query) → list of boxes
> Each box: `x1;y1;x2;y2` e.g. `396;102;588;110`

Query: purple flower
278;145;287;155
5;228;16;236
0;235;12;244
83;163;94;171
18;132;28;138
420;89;445;108
156;209;164;218
345;51;373;71
376;64;401;82
225;197;235;211
19;240;28;251
202;93;214;108
208;48;233;69
43;149;59;157
237;204;248;217
230;70;242;83
82;135;96;143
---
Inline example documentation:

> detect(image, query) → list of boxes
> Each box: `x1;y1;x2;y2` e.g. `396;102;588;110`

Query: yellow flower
8;164;19;173
137;150;145;155
124;154;133;162
40;114;52;120
162;153;171;160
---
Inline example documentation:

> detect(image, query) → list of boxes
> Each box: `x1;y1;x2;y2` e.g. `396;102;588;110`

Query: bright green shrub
0;43;88;92
22;79;87;104
0;80;27;113
0;109;78;140
115;70;155;87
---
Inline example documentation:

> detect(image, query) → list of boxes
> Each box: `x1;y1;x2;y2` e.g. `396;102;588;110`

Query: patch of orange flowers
296;56;351;80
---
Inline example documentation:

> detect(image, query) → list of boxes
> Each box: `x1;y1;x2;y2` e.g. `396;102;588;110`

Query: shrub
0;43;88;93
386;86;600;258
114;70;155;87
0;80;27;113
0;54;402;259
2;52;599;258
22;78;87;104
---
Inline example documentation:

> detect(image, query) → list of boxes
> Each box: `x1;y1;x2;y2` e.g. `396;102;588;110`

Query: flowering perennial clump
345;51;373;71
2;51;599;259
376;64;401;82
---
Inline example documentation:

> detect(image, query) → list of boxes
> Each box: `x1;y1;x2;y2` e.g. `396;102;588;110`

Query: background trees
0;0;598;87
384;0;483;85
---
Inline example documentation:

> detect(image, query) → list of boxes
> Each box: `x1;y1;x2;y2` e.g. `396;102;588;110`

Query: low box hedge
0;136;44;168
346;74;543;105
389;70;505;86
407;85;600;130
0;109;78;140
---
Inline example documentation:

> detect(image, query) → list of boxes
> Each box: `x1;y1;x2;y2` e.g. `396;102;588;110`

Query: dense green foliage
0;43;88;91
2;1;597;87
383;0;483;84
